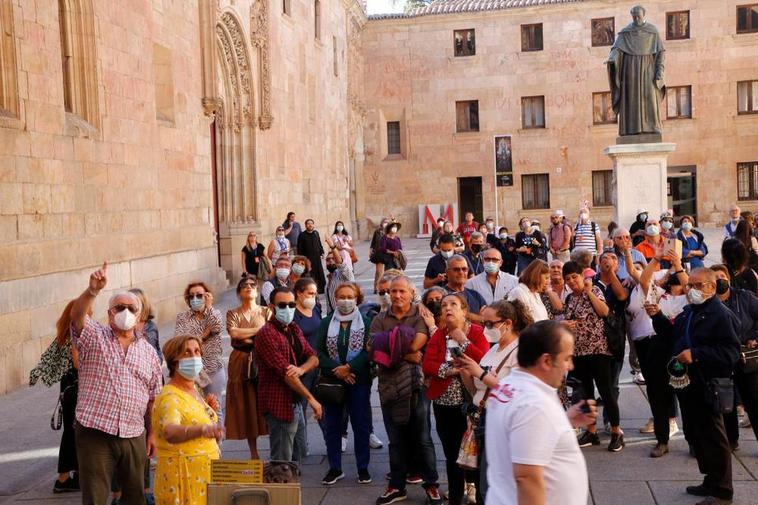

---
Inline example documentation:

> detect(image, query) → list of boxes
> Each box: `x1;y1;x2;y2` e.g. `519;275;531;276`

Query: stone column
604;143;676;229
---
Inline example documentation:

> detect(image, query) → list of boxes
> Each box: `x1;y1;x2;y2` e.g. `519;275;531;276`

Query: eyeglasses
187;293;205;300
241;283;256;289
686;282;713;290
276;302;297;309
449;267;469;273
483;257;500;263
378;290;388;296
112;304;139;314
483;320;504;330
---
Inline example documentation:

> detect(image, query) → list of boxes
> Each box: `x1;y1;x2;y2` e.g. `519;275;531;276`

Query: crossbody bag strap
478;344;519;409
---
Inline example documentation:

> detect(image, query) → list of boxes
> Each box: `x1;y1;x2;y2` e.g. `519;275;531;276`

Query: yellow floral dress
153;383;221;505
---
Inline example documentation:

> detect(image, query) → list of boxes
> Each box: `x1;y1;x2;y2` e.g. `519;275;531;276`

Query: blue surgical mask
681;222;692;231
275;306;296;325
276;267;290;280
189;297;205;312
177;357;203;380
291;263;305;276
484;262;500;274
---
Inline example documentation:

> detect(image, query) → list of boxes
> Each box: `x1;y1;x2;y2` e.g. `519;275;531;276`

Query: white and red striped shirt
73;319;162;438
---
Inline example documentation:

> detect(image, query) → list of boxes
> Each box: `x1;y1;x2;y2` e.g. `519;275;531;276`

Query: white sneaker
633;372;646;385
369;433;384;449
669;419;679;437
639;418;654;434
341;436;347;453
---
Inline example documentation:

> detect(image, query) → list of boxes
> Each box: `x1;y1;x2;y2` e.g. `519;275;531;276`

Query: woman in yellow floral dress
153;335;225;505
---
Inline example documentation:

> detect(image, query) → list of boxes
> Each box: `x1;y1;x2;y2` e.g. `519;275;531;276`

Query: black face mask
327;264;338;273
470;244;482;254
426;301;442;318
716;278;730;295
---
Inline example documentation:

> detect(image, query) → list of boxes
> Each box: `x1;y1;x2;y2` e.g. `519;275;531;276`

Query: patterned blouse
435;339;471;407
562;286;609;357
175;308;224;374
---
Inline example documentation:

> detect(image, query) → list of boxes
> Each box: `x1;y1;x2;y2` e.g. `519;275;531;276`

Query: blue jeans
202;367;226;425
325;383;371;472
381;389;438;491
265;403;305;463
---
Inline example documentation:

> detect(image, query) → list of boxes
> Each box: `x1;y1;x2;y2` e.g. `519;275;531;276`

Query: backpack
570;221;598;251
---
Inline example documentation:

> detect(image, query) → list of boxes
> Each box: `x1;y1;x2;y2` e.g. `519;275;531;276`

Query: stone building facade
0;0;366;394
358;0;758;233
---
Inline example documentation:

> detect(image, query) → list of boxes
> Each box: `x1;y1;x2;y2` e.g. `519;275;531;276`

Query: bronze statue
606;5;666;143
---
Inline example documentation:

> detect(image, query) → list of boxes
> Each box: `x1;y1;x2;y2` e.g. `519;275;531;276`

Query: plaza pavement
1;227;757;505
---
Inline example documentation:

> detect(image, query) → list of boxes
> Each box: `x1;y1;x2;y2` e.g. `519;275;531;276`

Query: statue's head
630;5;646;27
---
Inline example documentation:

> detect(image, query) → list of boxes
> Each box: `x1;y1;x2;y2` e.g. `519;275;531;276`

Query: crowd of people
28;205;758;505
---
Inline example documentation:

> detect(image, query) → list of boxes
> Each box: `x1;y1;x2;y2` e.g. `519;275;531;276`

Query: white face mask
276;267;290;280
646;225;660;236
681;222;692;231
379;293;391;308
113;308;137;331
440;249;454;259
484;262;500;274
390;227;398;234
687;288;706;305
486;222;494;230
292;263;305;276
302;296;316;309
579;212;589;221
337;299;357;315
336;225;344;232
661;221;673;230
499;233;508;240
483;326;501;343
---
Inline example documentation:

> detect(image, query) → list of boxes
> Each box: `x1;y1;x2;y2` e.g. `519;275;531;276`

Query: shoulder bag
313;375;346;405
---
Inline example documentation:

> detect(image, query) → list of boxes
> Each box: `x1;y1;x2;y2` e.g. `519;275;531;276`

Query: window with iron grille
737;4;758;33
454;29;476;56
738;162;758;201
387;121;401;155
667;86;692;119
592;170;613;207
521;96;545;129
738;80;758;114
666;11;690;39
522;174;550;210
521;23;543;51
456;100;479;132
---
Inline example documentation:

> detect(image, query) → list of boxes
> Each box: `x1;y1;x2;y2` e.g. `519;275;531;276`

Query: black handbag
313;375;346;405
705;377;734;415
739;346;758;374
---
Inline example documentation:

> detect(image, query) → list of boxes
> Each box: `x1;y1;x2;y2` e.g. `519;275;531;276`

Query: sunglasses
378;290;388;296
241;283;256;289
112;304;139;314
187;293;205;300
483;320;504;330
276;302;297;309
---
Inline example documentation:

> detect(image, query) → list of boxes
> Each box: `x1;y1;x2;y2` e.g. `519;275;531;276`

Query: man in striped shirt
572;207;603;266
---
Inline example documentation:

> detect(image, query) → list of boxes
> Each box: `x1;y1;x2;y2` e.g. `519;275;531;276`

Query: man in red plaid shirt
70;262;162;505
255;286;322;463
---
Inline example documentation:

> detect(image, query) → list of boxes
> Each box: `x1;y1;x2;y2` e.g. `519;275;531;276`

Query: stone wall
359;0;758;234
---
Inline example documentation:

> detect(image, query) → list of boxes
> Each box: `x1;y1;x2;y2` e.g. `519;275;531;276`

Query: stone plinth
604;143;677;229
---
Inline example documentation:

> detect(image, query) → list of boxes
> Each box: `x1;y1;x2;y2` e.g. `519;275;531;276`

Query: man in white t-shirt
485;320;597;505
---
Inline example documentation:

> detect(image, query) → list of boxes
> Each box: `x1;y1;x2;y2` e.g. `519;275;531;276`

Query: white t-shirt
485;369;588;505
472;339;519;405
507;283;549;322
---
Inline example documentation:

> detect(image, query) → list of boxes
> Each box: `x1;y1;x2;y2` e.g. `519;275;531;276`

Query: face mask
337;299;357;315
177;357;203;380
336;225;344;232
379;293;391;309
681;222;692;231
471;244;482;254
275;306;296;325
189;297;205;312
486;222;494;230
639;213;648;222
732;216;740;224
276;267;290;280
580;212;589;221
661;221;673;230
521;222;531;231
716;279;730;295
484;262;499;274
292;263;305;276
113;308;137;331
327;264;337;273
646;225;660;236
437;221;445;229
302;296;317;309
687;288;706;305
483;326;502;344
440;250;454;259
426;300;441;318
532;225;540;231
277;233;285;239
390;227;398;234
499;233;508;240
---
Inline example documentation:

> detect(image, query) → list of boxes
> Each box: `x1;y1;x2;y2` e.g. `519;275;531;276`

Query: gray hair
390;275;415;292
470;231;484;241
108;290;142;312
422;286;447;304
447;254;469;267
611;227;630;239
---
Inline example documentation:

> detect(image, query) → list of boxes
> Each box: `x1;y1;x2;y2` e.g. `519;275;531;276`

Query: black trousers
676;382;733;500
635;337;677;444
725;369;758;444
433;403;468;505
573;354;620;426
57;370;78;474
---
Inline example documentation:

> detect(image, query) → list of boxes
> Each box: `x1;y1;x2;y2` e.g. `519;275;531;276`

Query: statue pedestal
604;142;676;229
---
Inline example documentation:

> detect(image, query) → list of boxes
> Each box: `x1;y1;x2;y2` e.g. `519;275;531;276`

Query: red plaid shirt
73;319;163;438
254;319;316;422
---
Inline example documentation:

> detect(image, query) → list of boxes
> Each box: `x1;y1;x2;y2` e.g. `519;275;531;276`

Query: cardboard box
207;483;300;505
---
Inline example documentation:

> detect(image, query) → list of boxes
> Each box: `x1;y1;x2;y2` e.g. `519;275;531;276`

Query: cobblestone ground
1;230;757;504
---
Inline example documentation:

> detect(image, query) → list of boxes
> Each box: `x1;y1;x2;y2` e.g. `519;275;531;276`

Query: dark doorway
667;165;697;224
458;177;483;223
